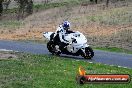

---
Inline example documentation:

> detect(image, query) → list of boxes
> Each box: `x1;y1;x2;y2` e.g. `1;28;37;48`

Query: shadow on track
48;53;93;62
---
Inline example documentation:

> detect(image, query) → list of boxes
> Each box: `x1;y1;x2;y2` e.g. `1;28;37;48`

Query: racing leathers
54;25;69;51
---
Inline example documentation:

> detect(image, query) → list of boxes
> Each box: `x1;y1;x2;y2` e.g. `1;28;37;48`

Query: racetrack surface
0;40;132;68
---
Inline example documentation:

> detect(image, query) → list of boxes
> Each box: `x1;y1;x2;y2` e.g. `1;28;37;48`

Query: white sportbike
43;31;94;59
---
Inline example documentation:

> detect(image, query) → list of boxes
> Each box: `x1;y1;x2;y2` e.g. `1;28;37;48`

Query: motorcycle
43;31;94;59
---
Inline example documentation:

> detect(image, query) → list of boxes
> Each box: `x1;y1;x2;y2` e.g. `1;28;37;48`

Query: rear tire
81;47;94;59
47;41;61;55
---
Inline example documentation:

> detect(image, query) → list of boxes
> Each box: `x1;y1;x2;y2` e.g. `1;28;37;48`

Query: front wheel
47;41;61;55
81;47;94;59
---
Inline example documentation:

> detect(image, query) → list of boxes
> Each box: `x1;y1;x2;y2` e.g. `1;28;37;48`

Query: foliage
0;53;132;88
14;0;33;20
0;0;4;16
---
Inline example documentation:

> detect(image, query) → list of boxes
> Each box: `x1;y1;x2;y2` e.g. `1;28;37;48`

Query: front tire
81;47;94;59
47;41;61;55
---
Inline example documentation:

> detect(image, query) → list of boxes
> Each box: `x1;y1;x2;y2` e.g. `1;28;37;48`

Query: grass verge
95;47;132;54
0;53;131;88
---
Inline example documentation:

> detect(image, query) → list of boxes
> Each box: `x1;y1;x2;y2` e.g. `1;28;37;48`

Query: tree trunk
106;0;110;7
90;0;93;2
26;0;33;15
95;0;98;4
0;1;3;16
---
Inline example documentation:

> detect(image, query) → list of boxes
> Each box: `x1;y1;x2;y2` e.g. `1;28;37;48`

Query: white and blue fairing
43;32;53;40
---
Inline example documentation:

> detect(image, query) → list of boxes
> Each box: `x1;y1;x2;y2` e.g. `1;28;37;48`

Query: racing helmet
62;21;70;31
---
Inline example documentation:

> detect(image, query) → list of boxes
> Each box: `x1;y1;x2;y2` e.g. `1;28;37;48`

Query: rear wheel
81;47;94;59
47;41;61;55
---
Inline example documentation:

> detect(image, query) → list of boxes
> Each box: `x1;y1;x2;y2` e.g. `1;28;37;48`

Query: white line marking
0;49;13;52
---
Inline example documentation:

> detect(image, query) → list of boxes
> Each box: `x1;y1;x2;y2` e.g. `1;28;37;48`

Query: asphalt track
0;40;132;68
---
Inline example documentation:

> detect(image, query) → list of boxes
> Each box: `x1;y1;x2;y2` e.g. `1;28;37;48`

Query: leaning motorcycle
43;31;94;59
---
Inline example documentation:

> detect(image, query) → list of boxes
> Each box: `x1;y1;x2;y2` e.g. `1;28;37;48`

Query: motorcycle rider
53;21;74;51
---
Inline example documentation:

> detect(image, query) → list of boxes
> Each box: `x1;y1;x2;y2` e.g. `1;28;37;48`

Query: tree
14;0;33;20
0;0;4;16
90;0;93;2
26;0;33;15
3;0;11;10
106;0;110;7
95;0;98;4
90;0;98;4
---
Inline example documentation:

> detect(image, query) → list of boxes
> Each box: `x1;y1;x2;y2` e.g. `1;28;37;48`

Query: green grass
0;20;23;29
1;0;86;29
86;7;132;25
3;8;18;14
0;53;132;88
33;0;85;10
95;47;132;54
5;0;82;13
4;0;90;13
4;1;132;28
